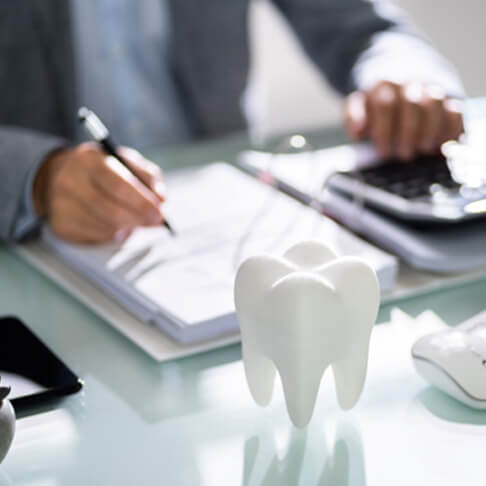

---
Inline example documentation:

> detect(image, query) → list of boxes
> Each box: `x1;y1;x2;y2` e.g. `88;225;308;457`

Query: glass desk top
1;127;486;486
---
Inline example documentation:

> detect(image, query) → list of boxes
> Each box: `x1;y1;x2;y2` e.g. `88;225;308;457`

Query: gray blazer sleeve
273;0;464;97
0;126;67;242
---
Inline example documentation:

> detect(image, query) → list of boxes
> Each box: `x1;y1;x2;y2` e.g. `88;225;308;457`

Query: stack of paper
42;163;398;343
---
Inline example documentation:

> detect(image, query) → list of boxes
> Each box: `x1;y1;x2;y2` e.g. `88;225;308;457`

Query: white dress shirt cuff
352;31;465;99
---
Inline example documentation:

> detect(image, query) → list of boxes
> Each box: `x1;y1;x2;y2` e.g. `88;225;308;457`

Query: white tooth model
234;241;380;428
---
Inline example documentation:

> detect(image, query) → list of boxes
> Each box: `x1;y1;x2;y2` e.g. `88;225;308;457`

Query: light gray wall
247;0;486;140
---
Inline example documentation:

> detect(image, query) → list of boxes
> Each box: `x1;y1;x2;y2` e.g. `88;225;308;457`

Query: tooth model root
234;240;379;428
279;364;326;428
242;347;276;406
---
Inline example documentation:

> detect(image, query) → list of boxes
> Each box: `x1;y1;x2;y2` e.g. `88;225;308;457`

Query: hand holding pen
32;109;173;244
78;107;175;235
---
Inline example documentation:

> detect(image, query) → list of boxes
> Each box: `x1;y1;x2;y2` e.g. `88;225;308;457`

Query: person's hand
345;81;464;160
33;142;166;243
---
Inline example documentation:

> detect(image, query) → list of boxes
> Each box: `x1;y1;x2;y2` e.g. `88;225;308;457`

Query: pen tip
163;220;176;236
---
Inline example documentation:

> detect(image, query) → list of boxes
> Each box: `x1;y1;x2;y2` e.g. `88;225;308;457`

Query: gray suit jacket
0;0;463;241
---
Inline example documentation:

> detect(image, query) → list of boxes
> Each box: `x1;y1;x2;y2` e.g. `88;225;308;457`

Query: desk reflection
417;387;486;426
242;421;365;486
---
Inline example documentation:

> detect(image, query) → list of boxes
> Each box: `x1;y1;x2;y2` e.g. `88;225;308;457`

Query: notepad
40;162;398;343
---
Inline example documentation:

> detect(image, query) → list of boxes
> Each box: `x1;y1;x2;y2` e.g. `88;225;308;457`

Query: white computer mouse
412;311;486;409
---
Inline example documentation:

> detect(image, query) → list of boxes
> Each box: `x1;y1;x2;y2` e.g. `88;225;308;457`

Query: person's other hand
345;81;464;160
33;142;166;243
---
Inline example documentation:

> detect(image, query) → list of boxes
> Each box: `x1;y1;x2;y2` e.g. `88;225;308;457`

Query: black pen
77;107;175;236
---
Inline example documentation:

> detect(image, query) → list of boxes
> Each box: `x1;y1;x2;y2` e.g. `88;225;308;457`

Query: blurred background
247;0;485;140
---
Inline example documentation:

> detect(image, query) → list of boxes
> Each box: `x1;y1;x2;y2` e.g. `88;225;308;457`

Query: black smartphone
0;316;82;411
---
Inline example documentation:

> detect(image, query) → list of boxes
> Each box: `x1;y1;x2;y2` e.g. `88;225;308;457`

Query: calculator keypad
346;155;460;199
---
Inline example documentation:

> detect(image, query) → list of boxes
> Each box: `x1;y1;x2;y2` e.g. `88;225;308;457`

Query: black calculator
327;154;486;223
